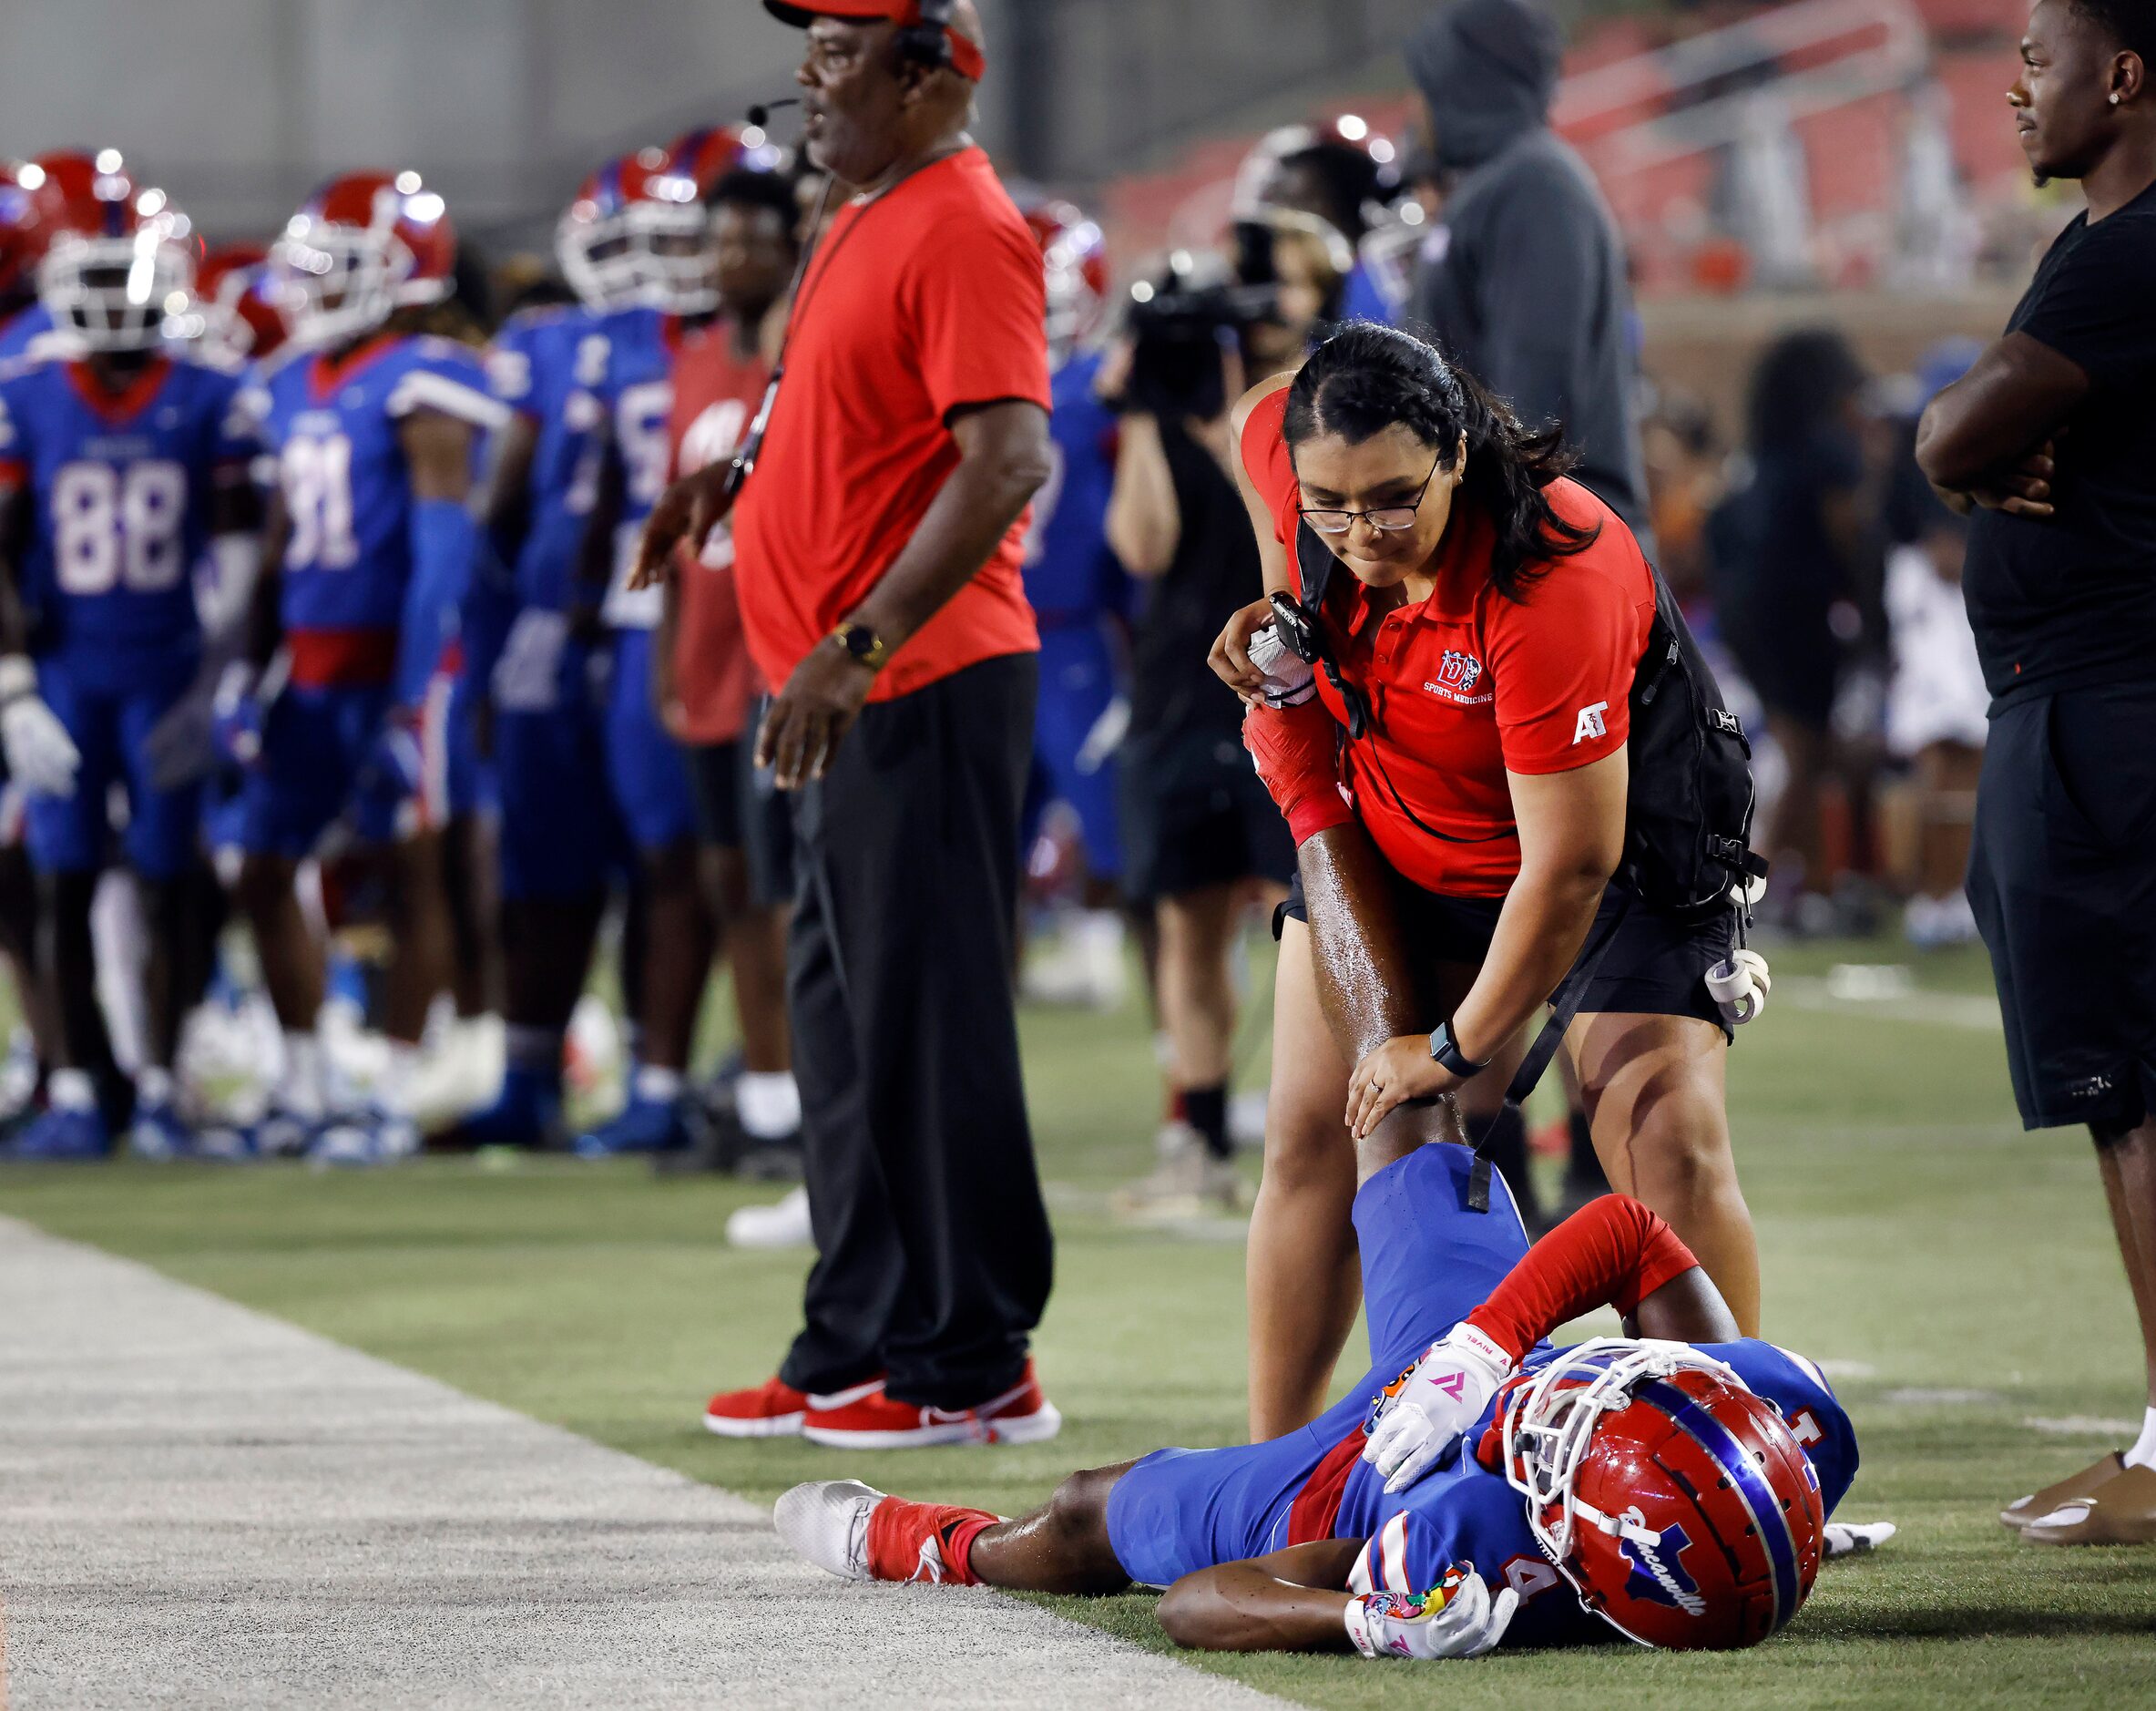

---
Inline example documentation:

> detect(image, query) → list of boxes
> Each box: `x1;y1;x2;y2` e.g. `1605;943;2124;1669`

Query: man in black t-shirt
1100;348;1294;1219
1916;0;2156;1548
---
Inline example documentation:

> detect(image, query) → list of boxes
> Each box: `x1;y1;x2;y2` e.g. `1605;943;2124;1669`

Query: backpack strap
1465;889;1634;1214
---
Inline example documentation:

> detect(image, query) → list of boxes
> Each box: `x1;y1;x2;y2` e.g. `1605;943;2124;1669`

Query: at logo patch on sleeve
1572;701;1609;744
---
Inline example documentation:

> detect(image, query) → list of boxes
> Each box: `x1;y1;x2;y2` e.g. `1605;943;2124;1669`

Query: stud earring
2112;92;2123;105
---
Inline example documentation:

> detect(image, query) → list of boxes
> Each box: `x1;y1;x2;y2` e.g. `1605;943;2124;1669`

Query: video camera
1121;224;1283;419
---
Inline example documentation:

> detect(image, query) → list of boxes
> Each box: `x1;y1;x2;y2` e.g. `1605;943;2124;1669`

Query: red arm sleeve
1464;1195;1699;1363
1243;697;1352;845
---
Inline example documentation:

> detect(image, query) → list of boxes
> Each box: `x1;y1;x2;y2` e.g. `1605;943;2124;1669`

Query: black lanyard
723;143;968;500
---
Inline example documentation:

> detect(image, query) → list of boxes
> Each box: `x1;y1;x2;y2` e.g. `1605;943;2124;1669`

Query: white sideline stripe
1775;975;2002;1032
2025;1415;2142;1438
0;1217;1293;1711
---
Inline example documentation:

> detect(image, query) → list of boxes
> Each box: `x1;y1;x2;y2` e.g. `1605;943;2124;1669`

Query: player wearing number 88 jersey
0;165;260;1161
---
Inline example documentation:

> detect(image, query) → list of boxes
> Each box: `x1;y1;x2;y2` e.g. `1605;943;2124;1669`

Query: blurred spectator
1885;498;1985;948
1405;0;1649;532
1707;328;1875;931
1238;210;1350;372
1241;120;1404;324
1640;389;1722;604
1101;258;1294;1218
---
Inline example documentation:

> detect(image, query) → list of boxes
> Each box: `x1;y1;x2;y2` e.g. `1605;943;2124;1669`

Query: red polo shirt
731;147;1047;702
667;319;769;745
1241;387;1654;897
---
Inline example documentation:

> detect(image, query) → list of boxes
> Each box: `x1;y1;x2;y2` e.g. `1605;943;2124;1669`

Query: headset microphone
745;97;801;128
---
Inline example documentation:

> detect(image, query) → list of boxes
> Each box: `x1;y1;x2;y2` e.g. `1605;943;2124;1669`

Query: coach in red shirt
636;0;1059;1447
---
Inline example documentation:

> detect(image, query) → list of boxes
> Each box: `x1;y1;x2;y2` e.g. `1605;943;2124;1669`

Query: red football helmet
272;169;455;347
28;150;200;353
557;129;742;317
1021;198;1108;369
1494;1339;1824;1651
190;243;288;363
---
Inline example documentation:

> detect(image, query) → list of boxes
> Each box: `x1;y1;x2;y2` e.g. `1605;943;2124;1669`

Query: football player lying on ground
779;1104;1888;1657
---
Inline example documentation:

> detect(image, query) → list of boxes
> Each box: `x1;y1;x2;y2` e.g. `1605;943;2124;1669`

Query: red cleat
702;1376;811;1439
800;1361;1061;1449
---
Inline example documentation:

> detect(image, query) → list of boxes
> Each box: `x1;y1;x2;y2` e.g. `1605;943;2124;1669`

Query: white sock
633;1063;683;1105
48;1068;97;1113
736;1071;801;1141
136;1064;176;1111
2126;1406;2156;1471
279;1031;324;1121
379;1042;420;1120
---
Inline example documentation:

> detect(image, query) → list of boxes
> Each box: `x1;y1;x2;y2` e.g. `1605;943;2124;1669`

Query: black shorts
686;734;794;911
1118;727;1295;904
1275;868;1733;1034
1967;683;2156;1132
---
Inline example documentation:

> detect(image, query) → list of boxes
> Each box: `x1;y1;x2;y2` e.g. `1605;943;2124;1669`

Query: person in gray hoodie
1406;0;1649;532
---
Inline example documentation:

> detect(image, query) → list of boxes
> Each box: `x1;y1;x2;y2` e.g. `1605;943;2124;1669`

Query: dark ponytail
1282;322;1599;601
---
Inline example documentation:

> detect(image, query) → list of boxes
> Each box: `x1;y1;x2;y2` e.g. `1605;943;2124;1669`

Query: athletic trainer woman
1213;323;1760;1438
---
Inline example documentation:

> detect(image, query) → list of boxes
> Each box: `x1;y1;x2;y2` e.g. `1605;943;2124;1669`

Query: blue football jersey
0;350;252;659
1024;348;1129;625
486;306;611;613
0;302;58;364
242;333;505;635
589;305;685;630
1335;1338;1857;1648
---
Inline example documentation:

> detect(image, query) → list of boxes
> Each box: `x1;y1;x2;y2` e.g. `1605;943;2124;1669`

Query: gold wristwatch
831;622;892;671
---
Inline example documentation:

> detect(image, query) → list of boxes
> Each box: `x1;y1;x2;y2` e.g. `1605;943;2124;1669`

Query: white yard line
0;1217;1293;1711
1775;975;2002;1032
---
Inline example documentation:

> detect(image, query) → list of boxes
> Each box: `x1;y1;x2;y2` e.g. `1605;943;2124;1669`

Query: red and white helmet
29;150;200;353
272;169;456;347
188;243;288;363
1495;1339;1824;1651
557;128;742;316
1021;198;1108;369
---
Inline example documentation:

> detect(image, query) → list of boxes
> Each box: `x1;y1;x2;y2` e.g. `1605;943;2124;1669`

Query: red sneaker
703;1376;810;1439
801;1362;1061;1449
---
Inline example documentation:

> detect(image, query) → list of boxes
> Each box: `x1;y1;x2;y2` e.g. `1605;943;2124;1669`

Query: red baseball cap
763;1;986;81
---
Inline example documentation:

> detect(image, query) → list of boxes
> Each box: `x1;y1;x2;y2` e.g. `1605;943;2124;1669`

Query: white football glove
1344;1566;1517;1660
1363;1321;1515;1494
0;655;79;799
1245;622;1315;709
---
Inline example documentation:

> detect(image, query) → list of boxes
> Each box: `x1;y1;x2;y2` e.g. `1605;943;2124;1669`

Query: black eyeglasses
1296;452;1446;537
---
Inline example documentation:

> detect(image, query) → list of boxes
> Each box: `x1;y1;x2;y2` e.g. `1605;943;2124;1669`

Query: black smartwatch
831;621;892;672
1428;1019;1488;1080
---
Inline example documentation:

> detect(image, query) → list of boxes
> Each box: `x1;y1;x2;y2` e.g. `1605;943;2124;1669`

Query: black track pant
777;653;1053;1408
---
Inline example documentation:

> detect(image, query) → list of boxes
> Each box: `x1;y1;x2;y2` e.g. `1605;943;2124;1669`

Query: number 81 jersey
0;350;253;658
241;333;503;634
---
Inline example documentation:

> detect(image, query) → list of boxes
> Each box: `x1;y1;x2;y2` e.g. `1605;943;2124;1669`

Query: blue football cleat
575;1095;691;1159
128;1100;202;1163
3;1105;112;1162
244;1102;319;1160
307;1106;419;1169
444;1068;566;1153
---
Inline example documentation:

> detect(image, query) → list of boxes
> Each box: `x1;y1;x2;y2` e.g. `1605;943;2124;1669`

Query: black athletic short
686;734;794;911
1967;683;2156;1132
1118;727;1295;904
1274;867;1734;1035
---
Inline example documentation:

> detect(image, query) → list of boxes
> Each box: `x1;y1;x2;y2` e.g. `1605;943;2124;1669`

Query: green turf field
3;931;2154;1706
